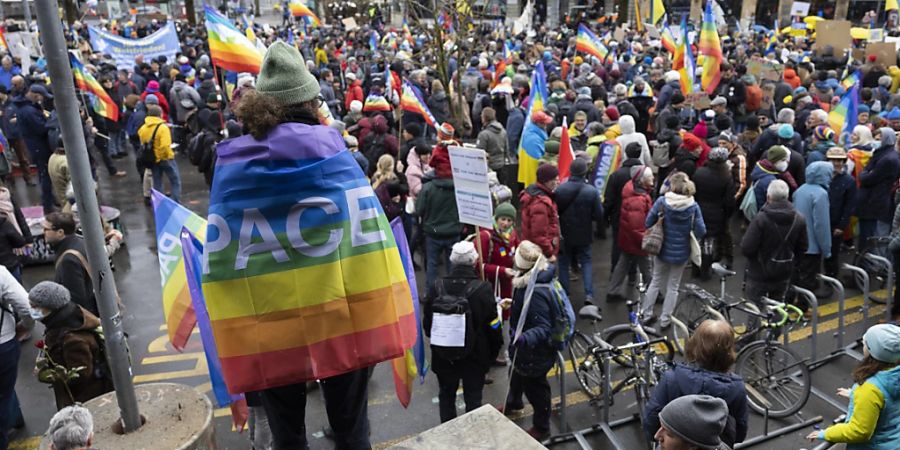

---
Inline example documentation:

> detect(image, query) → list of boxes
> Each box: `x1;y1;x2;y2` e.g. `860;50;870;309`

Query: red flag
558;116;574;181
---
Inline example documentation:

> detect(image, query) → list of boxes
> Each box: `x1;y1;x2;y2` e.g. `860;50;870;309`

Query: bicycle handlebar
760;300;803;328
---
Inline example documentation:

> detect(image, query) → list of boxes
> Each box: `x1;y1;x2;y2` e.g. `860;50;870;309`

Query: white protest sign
448;146;494;229
790;1;810;17
430;313;466;347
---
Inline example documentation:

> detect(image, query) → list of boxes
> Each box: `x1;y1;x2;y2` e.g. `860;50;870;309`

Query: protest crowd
4;0;900;449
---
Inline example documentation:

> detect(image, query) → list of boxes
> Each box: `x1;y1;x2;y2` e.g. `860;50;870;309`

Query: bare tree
402;0;486;134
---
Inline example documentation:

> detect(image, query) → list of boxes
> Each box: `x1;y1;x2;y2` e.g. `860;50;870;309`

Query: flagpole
210;63;227;132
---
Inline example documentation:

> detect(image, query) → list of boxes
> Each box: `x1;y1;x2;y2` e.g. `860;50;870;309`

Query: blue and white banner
88;23;180;71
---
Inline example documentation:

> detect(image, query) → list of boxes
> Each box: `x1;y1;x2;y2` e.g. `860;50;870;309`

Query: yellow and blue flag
517;61;549;186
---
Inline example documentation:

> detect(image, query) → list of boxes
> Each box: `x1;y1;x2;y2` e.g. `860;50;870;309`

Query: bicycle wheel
670;292;714;354
603;326;675;368
853;238;892;304
735;341;811;418
568;331;604;400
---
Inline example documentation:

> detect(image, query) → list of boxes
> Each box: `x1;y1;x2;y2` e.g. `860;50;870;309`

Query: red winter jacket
479;227;519;301
345;80;364;111
617;180;653;255
519;183;560;257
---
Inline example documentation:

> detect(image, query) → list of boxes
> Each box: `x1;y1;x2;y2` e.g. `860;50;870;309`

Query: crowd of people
1;2;900;449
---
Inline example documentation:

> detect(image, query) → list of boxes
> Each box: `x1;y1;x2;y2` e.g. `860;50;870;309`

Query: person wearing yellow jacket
807;324;900;449
138;105;181;203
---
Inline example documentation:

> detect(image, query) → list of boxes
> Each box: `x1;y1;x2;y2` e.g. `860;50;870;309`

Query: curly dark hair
234;90;319;140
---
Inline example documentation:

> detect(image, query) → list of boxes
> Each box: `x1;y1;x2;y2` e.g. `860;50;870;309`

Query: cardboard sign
790;1;810;17
886;36;900;52
613;27;625;43
686;92;711;109
814;20;852;55
342;18;358;31
645;23;660;39
747;57;782;82
866;42;898;66
448;146;494;229
761;83;776;112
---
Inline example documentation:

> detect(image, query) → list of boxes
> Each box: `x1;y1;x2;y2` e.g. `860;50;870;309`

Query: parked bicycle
733;298;811;418
569;301;674;403
671;262;762;354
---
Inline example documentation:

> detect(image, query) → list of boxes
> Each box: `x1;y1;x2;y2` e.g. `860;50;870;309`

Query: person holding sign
477;202;520;365
423;241;503;423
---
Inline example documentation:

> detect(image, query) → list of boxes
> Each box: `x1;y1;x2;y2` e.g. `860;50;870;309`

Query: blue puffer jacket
509;265;558;377
857;130;900;223
643;363;749;448
645;193;706;265
750;162;779;209
793;161;833;257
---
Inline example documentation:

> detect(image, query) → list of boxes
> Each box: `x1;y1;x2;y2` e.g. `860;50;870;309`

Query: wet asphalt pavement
6;146;885;450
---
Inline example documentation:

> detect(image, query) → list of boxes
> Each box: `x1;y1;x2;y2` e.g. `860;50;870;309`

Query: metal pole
34;0;143;432
22;0;35;51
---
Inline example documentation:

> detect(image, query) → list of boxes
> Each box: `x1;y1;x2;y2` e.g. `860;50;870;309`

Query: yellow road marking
8;437;41;450
132;352;207;383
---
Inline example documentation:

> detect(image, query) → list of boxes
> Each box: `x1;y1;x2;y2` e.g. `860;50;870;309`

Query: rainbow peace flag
661;23;677;54
400;81;437;128
673;16;695;95
517;61;549;186
841;71;860;90
202;123;417;393
699;2;722;94
369;31;379;52
70;53;119;122
151;190;207;350
828;84;859;142
289;2;321;26
363;94;391;112
576;24;608;60
180;228;249;430
388;217;427;407
205;5;263;74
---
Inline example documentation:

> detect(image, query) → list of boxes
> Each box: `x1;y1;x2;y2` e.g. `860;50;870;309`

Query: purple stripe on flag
181;227;243;407
389;217;428;381
216;122;347;165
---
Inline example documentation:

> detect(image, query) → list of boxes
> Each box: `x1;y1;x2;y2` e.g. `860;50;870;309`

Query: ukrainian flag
517;61;549;186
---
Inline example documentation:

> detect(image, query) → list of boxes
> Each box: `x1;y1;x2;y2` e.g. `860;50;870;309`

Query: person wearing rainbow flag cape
215;42;416;449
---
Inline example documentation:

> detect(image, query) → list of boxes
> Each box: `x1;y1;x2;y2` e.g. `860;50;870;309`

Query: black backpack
758;213;798;279
363;133;387;175
139;123;163;167
187;130;210;167
429;279;479;362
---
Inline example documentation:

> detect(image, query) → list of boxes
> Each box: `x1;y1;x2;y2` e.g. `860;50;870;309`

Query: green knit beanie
494;202;516;220
257;41;320;105
766;145;789;163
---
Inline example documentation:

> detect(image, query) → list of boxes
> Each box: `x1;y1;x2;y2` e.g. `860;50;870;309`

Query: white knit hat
449;241;478;266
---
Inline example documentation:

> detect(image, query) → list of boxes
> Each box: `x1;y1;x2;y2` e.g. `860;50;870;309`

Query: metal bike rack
791;286;847;414
864;254;895;323
544;350;639;449
735;384;823;449
842;263;871;329
816;273;865;364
